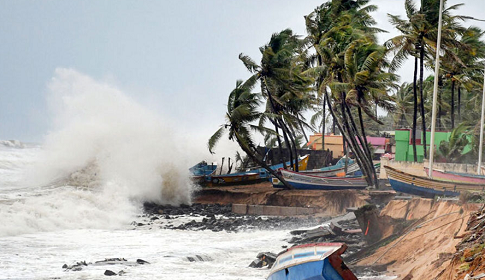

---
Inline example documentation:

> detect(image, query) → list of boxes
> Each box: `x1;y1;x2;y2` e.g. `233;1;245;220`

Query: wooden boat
272;169;368;190
302;157;359;177
267;243;357;280
385;166;485;198
424;167;485;184
208;172;261;185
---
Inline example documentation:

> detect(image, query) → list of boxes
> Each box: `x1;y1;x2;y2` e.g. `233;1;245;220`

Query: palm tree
333;35;398;186
239;29;314;172
393;82;415;128
441;26;485;127
387;0;468;160
304;0;388;187
208;79;293;189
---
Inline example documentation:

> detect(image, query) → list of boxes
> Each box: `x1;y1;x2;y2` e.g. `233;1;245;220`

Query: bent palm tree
208;79;293;189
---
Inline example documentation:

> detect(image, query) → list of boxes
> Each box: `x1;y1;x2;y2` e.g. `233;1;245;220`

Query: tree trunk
451;79;455;129
339;92;374;186
273;121;287;169
458;85;461;122
286;121;301;172
358;106;379;188
438;76;443;129
220;157;225;175
279;119;295;171
322;94;326;151
419;43;427;159
412;55;419;162
227;158;233;174
344;104;376;187
264;78;288;168
297;114;309;145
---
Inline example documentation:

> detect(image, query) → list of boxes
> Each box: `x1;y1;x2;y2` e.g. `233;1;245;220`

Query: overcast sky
1;0;484;151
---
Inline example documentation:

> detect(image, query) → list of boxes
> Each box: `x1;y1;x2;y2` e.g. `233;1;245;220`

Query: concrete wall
232;204;319;216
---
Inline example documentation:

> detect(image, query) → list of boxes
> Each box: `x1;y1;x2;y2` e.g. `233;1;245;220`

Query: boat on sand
272;169;368;190
385;165;485;198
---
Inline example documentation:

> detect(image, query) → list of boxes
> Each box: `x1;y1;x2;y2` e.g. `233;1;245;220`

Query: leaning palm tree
334;35;398;186
239;29;314;172
307;2;387;187
208;79;293;189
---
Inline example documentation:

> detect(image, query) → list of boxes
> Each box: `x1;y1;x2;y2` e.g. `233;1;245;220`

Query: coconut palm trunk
338;92;375;186
412;55;419;162
451;79;455;129
458;86;461;122
357;106;379;188
419;42;427;159
278;119;296;171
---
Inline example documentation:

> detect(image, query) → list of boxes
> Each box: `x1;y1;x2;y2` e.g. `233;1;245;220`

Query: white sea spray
0;68;195;237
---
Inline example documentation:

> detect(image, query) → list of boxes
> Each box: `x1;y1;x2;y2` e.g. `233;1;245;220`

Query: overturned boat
267;243;357;280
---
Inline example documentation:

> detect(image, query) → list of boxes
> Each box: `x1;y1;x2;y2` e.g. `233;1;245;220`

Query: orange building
307;133;344;158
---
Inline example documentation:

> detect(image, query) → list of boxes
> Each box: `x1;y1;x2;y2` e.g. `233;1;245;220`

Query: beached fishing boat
208;172;261;185
302;157;359;177
272;169;368;190
385;166;485;198
189;161;217;183
267;243;357;280
424;167;485;184
205;155;310;186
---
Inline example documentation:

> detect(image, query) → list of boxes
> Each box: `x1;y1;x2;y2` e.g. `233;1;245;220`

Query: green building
394;129;451;162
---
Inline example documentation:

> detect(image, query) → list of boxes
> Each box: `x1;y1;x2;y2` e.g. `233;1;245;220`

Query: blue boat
384;166;485;198
267;243;357;280
189;161;217;183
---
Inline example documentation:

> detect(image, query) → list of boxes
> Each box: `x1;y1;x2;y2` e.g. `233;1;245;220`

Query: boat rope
371;210;463;265
406;216;465;241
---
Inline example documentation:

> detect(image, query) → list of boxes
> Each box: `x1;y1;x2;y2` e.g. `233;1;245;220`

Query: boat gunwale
280;168;366;182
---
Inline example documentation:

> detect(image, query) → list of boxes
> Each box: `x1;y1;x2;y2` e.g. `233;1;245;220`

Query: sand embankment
357;198;481;279
194;182;393;217
194;183;485;279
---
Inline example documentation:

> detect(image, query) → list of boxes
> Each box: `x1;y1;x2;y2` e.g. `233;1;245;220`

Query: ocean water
0;142;397;280
0;69;394;279
0;142;289;280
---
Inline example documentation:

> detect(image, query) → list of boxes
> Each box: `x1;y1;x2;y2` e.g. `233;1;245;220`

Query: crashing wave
50;161;102;189
0;140;25;148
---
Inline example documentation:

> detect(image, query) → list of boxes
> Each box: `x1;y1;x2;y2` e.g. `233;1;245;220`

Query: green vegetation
208;0;485;187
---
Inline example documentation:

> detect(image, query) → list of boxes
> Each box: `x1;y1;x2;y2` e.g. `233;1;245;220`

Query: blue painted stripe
294;251;315;259
389;178;460;198
278;255;293;265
